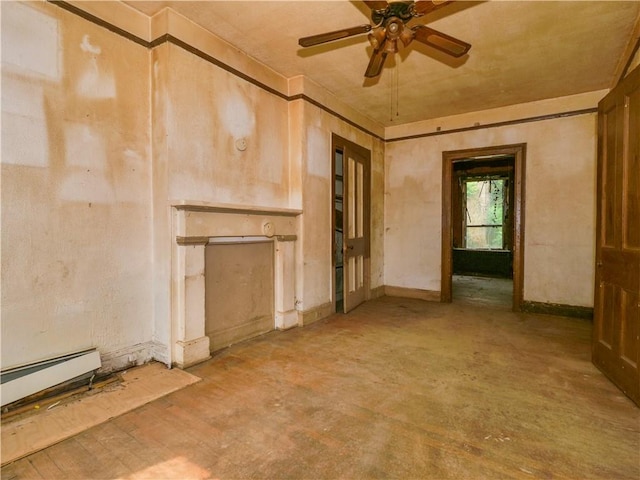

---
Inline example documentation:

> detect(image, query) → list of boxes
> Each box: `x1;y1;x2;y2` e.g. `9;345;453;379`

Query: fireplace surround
171;201;301;368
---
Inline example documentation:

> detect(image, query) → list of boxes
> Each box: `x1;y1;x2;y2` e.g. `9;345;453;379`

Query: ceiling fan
298;0;471;78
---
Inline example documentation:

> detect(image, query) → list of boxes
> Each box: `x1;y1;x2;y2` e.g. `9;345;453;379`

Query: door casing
441;144;526;310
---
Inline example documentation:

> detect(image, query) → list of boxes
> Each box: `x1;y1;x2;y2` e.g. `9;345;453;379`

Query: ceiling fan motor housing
371;1;415;25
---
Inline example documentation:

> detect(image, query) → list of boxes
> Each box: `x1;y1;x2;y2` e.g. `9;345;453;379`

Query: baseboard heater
1;349;101;407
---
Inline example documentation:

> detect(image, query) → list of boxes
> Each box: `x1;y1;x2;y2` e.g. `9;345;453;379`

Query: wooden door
593;65;640;406
333;135;370;313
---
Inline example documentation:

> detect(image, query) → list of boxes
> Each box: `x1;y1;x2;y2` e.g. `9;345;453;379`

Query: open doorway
442;144;526;311
452;157;514;309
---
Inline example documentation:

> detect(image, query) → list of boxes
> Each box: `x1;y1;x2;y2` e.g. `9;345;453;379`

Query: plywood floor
1;362;200;466
2;297;638;479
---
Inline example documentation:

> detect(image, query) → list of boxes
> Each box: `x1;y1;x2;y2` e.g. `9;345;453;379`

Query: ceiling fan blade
414;0;452;15
412;25;471;57
363;1;388;11
364;47;388;78
299;24;372;47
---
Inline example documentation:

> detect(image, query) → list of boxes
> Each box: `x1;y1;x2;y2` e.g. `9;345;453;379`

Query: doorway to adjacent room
442;144;526;311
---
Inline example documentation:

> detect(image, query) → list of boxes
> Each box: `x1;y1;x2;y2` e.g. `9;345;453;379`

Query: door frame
441;143;526;310
331;134;371;313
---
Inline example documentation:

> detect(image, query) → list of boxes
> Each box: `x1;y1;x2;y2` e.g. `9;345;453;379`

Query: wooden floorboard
19;451;63;480
72;433;131;479
0;457;40;480
86;422;159;473
1;297;638;479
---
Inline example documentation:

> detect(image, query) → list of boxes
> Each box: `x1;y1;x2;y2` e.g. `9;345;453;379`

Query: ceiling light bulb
400;29;414;47
368;33;381;50
384;39;398;54
368;27;386;50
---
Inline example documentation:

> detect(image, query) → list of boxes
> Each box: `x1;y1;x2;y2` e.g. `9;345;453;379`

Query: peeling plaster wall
1;1;383;375
162;44;290;207
296;101;385;314
151;40;294;360
385;105;597;308
3;1;606;377
150;44;171;364
1;1;152;370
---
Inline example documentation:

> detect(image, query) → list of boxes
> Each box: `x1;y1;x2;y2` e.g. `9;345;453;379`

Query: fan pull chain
395;59;400;118
389;65;393;122
389;57;401;122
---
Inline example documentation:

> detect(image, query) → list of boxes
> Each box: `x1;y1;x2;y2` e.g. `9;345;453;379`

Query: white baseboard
99;342;155;373
298;302;333;326
151;341;170;366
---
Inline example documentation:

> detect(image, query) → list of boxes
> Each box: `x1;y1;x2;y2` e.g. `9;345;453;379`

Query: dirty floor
453;274;513;310
2;296;638;479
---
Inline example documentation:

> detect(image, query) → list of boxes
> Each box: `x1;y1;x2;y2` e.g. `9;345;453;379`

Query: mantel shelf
171;200;302;217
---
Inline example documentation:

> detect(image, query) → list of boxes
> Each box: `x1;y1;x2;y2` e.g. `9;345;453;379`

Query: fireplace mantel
171;200;302;217
170;201;301;368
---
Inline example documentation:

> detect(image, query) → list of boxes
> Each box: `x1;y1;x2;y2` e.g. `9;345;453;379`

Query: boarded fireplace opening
205;241;275;352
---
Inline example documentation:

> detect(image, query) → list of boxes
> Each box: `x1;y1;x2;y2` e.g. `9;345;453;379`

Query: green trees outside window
465;179;505;249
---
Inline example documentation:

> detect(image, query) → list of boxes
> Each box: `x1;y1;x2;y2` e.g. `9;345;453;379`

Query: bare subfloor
453;274;513;310
3;297;639;479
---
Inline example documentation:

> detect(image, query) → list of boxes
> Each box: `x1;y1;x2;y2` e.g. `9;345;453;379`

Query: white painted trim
151;341;170;368
99;342;156;373
208;236;272;244
276;311;299;330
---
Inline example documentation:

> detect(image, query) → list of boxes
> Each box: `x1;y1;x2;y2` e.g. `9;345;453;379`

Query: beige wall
1;1;384;372
151;39;294;363
1;1;152;370
2;1;609;376
295;99;384;316
162;45;291;207
384;99;598;308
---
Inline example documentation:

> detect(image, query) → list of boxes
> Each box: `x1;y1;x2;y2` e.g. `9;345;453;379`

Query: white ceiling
124;1;640;126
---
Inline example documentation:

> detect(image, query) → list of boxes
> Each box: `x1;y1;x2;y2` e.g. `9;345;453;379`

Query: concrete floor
2;297;639;479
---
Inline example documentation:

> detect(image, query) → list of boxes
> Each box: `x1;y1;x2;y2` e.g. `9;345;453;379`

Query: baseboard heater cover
1;349;101;407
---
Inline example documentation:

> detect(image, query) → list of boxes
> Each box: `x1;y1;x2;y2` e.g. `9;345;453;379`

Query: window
464;178;506;249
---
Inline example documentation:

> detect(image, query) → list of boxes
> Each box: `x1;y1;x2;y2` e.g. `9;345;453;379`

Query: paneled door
333;135;371;313
593;65;640;406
